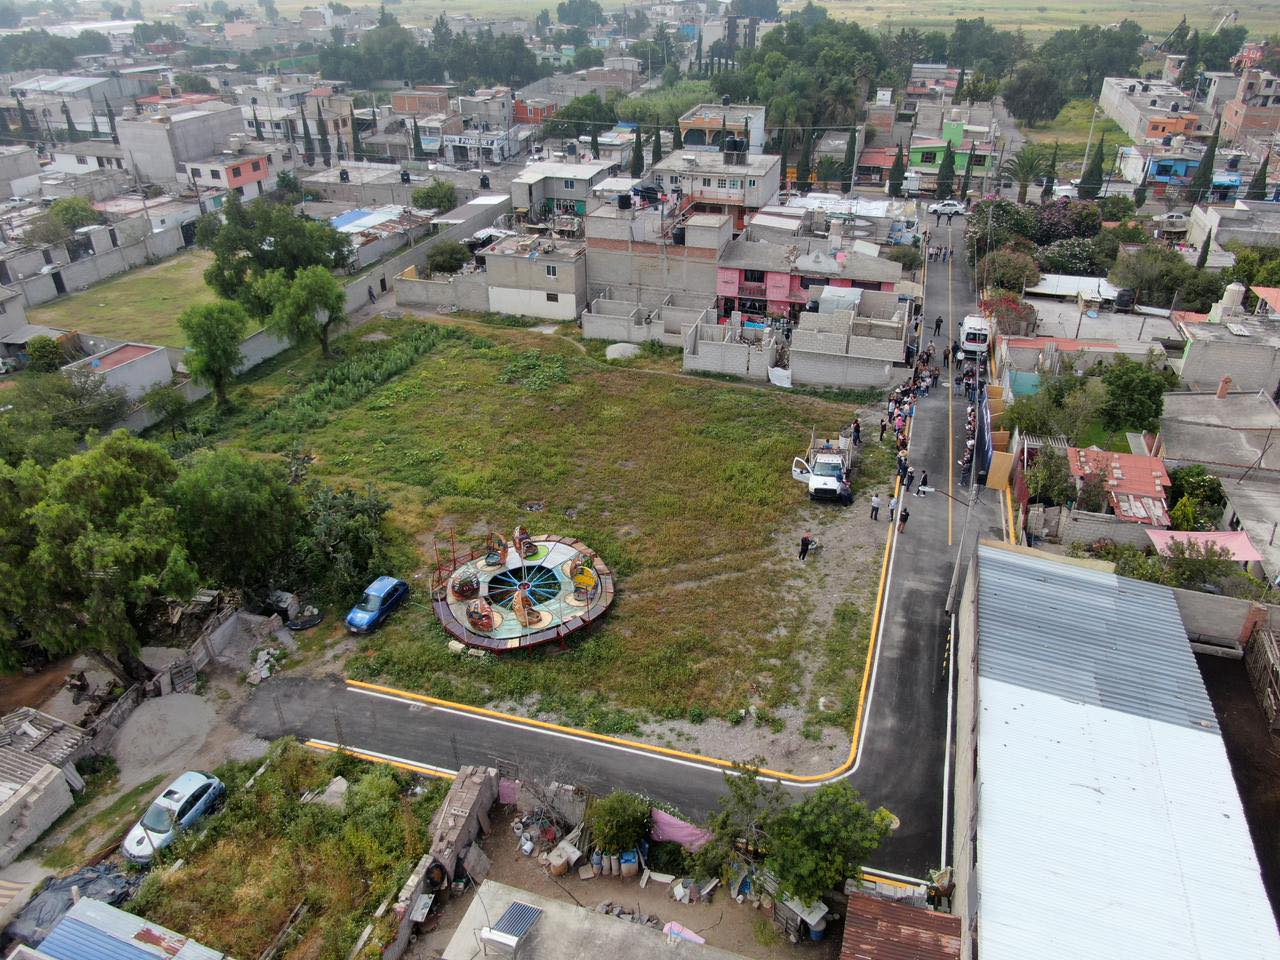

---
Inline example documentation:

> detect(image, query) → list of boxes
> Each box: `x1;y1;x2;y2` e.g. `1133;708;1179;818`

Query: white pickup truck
791;428;854;501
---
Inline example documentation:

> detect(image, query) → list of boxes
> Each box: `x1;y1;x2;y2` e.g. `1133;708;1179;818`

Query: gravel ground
111;693;214;788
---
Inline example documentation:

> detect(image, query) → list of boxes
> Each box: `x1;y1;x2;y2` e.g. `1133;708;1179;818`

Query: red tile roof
841;893;960;960
858;147;898;168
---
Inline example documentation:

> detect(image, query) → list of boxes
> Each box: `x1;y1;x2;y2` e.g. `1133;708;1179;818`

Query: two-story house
715;237;902;324
651;149;780;231
510;159;616;220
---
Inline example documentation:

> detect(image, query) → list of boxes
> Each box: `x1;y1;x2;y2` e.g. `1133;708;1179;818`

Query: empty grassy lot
174;315;889;743
27;249;217;348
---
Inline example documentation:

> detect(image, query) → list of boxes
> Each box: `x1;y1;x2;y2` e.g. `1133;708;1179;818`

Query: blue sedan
346;577;409;633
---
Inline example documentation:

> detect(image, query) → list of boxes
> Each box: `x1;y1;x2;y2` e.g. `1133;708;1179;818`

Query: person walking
879;417;888;442
852;418;861;446
897;505;910;533
870;493;881;521
918;469;928;494
799;533;814;560
904;467;915;493
888;494;899;522
933;315;943;337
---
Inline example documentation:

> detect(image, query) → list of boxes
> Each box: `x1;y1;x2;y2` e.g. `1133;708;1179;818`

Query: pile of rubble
593;901;662;928
246;647;284;685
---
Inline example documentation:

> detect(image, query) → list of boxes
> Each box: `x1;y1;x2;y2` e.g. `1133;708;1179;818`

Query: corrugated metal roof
973;543;1280;960
976;543;1215;730
840;893;959;960
0;708;87;766
37;898;225;960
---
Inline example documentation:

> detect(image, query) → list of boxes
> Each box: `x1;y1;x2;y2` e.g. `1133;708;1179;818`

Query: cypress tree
315;101;332;167
651;124;662;165
695;31;702;73
1041;142;1058;202
1246;151;1270;201
411;117;425;160
90;107;100;138
887;144;905;198
959;146;974;199
935;141;956;199
1177;30;1201;89
671;123;682;150
952;66;966;105
60;100;78;142
630;130;643;177
104;98;117;145
795;126;813;191
840;125;858;192
301;110;315;164
252;106;264;141
1078;132;1105;199
1184;120;1219;204
1196;228;1213;270
349;106;362;159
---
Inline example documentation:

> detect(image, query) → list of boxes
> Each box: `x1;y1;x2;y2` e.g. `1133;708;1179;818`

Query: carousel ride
431;526;615;652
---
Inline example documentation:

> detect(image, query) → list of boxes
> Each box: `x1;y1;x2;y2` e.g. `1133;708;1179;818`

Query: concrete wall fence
788;350;894;389
682;322;774;380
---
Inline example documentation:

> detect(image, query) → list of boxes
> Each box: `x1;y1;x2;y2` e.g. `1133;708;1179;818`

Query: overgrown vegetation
131;739;447;960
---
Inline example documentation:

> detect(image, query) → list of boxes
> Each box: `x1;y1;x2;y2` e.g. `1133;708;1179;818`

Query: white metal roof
1022;273;1120;300
974;544;1280;960
511;159;613;183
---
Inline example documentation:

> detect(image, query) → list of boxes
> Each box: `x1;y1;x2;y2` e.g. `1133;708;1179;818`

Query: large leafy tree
267;265;347;359
178;300;249;409
410;178;457;213
1002;61;1067;126
1000;145;1047;204
292;482;391;602
0;369;126;468
765;782;893;905
1100;355;1166;431
200;194;350;317
19;432;197;683
170;449;301;595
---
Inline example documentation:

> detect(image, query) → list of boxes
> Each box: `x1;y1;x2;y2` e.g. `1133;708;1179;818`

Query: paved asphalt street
235;215;1005;881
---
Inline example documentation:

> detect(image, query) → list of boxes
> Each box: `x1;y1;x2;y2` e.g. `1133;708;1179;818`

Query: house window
669;174;680;184
76;155;88;165
251;160;261;171
971;155;986;167
546;292;559;302
921;151;937;164
210;169;220;179
230;166;241;177
703;177;711;187
563;179;576;190
800;276;828;289
748;178;756;187
546;264;558;278
729;179;740;189
743;269;766;283
192;168;202;178
717;178;727;189
655;175;663;187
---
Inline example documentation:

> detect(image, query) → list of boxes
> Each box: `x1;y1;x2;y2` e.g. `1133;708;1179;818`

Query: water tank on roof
1227;155;1240;170
400;169;410;184
1223;282;1247;309
338;168;350;183
1128;83;1136;93
722;94;731;106
672;225;686;245
1162;134;1173;146
480;174;491;189
617;193;632;210
566;142;577;155
1170;102;1179;112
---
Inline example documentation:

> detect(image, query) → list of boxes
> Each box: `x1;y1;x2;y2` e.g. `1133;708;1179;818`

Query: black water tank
1162;134;1173;146
722;94;731;106
566;142;577;155
1227;156;1240;170
338;168;350;183
399;169;410;184
480;173;491;189
672;226;686;245
618;193;632;210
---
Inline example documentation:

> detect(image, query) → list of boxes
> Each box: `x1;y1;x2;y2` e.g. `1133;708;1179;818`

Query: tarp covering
5;864;139;946
650;808;712;851
767;366;793;388
1146;529;1262;563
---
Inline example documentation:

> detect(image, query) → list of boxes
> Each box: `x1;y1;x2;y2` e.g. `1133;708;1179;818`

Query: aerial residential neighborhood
0;1;1279;959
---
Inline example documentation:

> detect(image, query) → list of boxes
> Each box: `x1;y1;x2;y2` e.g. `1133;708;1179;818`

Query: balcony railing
737;281;767;297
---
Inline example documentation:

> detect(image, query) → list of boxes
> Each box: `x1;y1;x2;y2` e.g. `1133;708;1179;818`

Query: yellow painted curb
305;740;457;779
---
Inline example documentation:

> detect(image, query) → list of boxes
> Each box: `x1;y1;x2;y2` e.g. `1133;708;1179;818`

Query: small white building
65;342;173;400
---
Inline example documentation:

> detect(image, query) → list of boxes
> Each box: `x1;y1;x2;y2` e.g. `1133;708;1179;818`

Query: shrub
1035;236;1100;276
410;178;457;213
885;245;922;272
979;290;1036;332
426;240;470;274
25;335;64;372
588;790;652;854
977;249;1040;291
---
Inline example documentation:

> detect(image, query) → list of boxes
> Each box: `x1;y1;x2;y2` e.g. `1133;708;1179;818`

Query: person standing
799;533;814;560
904;467;915;493
916;469;929;496
888;494;899;521
870;493;881;521
879;417;888;442
852;418;862;446
933;315;943;337
897;505;910;533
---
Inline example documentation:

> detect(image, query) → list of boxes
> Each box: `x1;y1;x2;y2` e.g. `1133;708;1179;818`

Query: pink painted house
714;238;902;322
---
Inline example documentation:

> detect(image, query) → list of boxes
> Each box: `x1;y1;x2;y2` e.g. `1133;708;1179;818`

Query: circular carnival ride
432;526;615;652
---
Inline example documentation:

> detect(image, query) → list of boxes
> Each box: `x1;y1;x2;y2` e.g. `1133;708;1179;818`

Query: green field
27;249;216;348
1019;98;1134;174
177;315;889;739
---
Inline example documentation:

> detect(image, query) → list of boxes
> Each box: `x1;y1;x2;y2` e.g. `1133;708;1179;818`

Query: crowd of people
926;245;954;263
